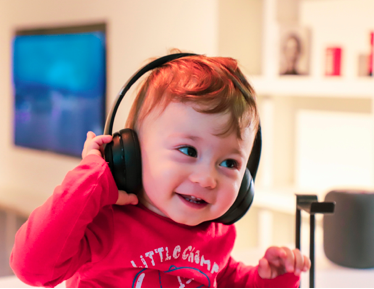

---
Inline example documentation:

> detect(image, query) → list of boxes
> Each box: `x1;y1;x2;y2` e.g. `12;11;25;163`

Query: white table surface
0;275;65;288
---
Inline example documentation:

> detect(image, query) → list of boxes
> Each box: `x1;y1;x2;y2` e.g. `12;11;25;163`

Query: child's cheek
145;156;182;188
163;164;188;188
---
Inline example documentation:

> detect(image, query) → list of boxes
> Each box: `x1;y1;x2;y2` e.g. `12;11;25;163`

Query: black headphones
104;53;261;225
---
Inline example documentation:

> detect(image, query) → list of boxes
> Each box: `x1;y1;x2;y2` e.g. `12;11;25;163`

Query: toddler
10;53;310;287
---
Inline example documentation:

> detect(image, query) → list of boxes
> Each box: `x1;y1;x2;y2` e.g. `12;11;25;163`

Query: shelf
253;186;327;215
248;75;374;99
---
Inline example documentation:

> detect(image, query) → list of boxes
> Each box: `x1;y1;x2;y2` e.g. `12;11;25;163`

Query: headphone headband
104;53;197;135
248;125;261;181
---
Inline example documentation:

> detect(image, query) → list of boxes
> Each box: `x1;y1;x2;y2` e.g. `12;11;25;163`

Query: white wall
0;0;219;209
217;0;263;75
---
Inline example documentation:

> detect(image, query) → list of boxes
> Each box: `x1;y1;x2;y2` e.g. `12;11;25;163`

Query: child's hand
258;246;310;279
82;131;112;159
82;132;138;206
116;190;138;206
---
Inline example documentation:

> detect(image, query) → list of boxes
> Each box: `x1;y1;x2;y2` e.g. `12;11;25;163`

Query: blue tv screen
13;24;106;157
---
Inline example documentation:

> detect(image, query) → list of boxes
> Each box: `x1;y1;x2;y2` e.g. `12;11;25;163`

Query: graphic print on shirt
130;245;220;287
132;265;211;288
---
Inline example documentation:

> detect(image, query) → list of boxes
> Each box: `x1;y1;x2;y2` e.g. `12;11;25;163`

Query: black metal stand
295;195;335;288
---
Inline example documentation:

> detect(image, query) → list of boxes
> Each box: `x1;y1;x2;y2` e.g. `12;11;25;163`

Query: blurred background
1;0;374;287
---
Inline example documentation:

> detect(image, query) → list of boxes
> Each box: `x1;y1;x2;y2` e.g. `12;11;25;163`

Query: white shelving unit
250;75;374;99
243;0;374;249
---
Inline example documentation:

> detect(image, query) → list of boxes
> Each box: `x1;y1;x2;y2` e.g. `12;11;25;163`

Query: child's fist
258;246;310;279
82;131;112;159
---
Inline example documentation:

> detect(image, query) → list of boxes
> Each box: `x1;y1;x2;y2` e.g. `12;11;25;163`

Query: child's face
137;101;255;226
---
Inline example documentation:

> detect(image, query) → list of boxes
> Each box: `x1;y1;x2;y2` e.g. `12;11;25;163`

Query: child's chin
170;214;211;226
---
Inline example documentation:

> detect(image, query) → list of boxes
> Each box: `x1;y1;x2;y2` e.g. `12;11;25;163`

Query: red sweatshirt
10;155;299;288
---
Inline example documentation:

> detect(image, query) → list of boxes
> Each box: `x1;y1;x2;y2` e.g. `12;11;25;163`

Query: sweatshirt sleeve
10;155;119;288
217;256;300;288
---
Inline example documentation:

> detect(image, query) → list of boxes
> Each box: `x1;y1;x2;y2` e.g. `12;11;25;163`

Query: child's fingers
263;247;285;269
83;132;97;153
261;246;310;278
82;134;112;159
293;249;304;275
82;133;92;159
302;255;311;272
116;190;138;206
87;131;96;140
86;135;112;152
266;246;293;273
99;144;106;157
258;258;272;279
83;132;95;151
92;135;113;147
280;246;295;273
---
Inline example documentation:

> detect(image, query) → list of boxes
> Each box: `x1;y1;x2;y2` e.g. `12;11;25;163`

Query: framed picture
279;25;311;76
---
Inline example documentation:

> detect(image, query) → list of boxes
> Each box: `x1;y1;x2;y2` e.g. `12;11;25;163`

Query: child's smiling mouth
176;193;208;208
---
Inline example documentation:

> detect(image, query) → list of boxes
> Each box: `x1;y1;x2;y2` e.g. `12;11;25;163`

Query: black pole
295;194;334;288
296;208;302;288
309;214;315;288
296;208;301;250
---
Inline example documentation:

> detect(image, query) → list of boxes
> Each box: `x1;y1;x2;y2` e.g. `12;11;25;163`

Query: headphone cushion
104;128;142;195
214;168;254;225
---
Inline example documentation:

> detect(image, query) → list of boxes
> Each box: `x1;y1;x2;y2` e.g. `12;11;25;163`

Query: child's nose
189;165;217;189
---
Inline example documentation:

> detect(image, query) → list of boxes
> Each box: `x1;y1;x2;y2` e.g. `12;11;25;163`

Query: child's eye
220;159;239;169
178;146;197;158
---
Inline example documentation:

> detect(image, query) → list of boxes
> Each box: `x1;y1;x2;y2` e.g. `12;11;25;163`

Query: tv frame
12;23;107;158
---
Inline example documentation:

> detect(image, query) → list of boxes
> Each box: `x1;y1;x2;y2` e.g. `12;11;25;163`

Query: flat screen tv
13;23;106;157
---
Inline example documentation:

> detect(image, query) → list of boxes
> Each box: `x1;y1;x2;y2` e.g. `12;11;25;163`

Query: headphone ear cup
104;128;142;195
214;168;254;225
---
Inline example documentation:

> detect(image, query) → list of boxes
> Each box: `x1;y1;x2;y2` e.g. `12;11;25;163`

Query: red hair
126;51;259;140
